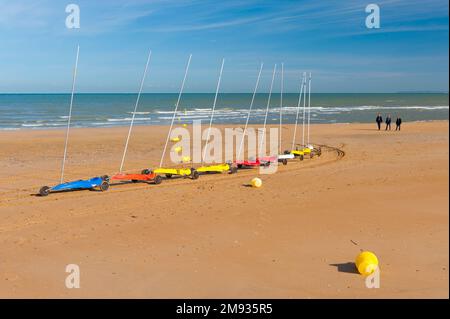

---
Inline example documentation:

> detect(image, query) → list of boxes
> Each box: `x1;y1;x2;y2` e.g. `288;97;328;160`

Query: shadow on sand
329;262;359;274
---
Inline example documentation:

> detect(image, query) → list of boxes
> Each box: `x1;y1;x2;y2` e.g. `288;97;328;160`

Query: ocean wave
22;122;66;127
91;122;115;126
194;108;212;111
156;111;175;114
127;111;151;115
107;117;152;122
157;115;210;120
21;123;45;127
2;103;447;129
265;105;450;113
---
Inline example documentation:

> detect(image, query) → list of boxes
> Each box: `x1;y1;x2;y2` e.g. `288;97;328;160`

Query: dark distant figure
376;113;383;130
395;116;402;131
385;114;392;130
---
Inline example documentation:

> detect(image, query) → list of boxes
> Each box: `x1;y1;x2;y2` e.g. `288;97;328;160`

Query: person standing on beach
396;116;402;131
376;113;383;130
385;114;392;130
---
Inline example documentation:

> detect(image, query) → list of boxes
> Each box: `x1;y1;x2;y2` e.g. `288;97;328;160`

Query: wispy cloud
337;24;449;38
2;0;448;37
142;15;265;32
0;1;53;28
0;0;448;92
75;6;154;35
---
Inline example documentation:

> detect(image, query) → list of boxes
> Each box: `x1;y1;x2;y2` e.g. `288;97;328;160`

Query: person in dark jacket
385;114;392;130
395;116;402;131
376;113;383;130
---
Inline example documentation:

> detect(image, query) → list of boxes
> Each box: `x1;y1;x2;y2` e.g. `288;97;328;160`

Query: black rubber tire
101;175;110;182
229;166;238;174
100;181;109;192
131;180;138;183
237;164;243;169
165;174;172;179
39;186;50;197
142;169;151;175
284;150;290;155
300;155;304;161
154;175;162;185
282;159;288;165
191;170;199;180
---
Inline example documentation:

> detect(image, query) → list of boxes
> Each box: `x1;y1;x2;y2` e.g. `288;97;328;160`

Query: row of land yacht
39;48;320;196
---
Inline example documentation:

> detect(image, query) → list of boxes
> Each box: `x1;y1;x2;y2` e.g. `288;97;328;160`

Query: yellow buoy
174;146;182;153
355;251;379;275
182;156;191;163
251;177;262;188
171;137;180;142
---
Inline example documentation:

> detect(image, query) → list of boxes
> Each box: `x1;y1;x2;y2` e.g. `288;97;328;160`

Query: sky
0;0;448;93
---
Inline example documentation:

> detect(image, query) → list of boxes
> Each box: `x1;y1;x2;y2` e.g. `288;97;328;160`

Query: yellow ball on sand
251;177;262;188
355;251;379;276
182;156;191;163
171;137;180;142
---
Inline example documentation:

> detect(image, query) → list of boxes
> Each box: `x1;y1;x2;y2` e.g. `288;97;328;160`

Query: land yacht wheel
154;175;162;185
100;181;109;192
39;186;50;197
191;170;200;180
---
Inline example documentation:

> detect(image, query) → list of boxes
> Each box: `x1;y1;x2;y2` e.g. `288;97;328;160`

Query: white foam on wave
21;123;44;127
267;105;449;113
127;111;151;115
22;122;66;127
107;117;152;122
194;108;212;111
5;103;446;130
91;122;114;126
158;115;210;120
152;105;448;117
156;111;175;114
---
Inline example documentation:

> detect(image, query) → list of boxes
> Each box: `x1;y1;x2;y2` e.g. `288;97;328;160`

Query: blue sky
0;0;448;93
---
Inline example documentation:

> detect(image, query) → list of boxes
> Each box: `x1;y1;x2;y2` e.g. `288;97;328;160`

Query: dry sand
0;121;448;298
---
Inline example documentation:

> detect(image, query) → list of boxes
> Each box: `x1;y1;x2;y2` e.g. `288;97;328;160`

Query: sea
0;93;448;130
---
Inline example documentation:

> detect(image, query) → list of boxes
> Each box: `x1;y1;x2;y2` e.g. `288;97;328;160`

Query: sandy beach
0;121;448;298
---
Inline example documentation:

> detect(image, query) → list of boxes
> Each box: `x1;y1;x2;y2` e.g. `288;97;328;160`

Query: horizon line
0;91;448;95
